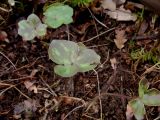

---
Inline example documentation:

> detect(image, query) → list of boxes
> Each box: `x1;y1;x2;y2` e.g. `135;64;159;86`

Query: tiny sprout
48;40;100;77
18;13;47;41
43;4;73;28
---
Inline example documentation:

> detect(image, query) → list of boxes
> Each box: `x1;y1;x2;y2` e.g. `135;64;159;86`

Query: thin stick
0;7;12;12
87;7;108;29
93;69;103;120
0;51;16;69
62;104;85;120
39;76;57;97
82;27;115;43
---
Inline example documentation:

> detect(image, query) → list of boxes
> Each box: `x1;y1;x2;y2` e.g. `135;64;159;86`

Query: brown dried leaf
110;58;117;70
106;5;137;21
126;104;134;120
0;31;8;41
114;29;127;49
24;81;38;93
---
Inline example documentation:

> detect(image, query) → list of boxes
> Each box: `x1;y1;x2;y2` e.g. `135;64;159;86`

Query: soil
0;0;160;120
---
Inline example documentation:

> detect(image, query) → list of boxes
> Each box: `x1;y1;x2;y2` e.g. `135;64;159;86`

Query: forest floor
0;0;160;120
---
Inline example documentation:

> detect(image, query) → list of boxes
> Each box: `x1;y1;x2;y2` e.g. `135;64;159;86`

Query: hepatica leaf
18;13;47;41
138;78;149;98
48;40;79;65
48;40;100;77
142;88;160;106
54;65;78;77
129;98;145;120
43;4;73;28
18;20;36;40
76;48;100;72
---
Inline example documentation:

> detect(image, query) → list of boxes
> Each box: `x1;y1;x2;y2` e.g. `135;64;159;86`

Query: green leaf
27;13;41;27
129;98;145;120
142;88;160;106
18;14;47;40
76;49;100;72
36;24;47;37
54;65;78;77
48;40;79;65
18;20;36;40
43;4;73;28
138;78;149;98
48;40;100;77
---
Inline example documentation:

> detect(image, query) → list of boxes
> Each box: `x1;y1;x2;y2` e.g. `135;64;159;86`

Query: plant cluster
131;48;159;63
48;40;100;77
18;14;47;40
128;78;160;120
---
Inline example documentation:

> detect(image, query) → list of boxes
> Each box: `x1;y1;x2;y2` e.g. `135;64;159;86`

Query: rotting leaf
106;5;137;21
126;104;134;120
114;29;127;49
101;0;126;10
110;58;117;70
24;81;38;93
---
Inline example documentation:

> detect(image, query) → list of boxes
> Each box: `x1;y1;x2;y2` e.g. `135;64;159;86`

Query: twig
0;82;30;99
93;69;103;120
62;104;85;120
0;51;16;69
82;27;115;43
39;76;57;97
0;7;12;12
87;7;108;29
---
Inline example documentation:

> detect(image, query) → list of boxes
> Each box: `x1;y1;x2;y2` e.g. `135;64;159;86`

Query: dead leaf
106;5;137;21
101;0;116;11
14;99;39;119
110;58;117;70
24;81;38;93
0;31;8;41
101;0;126;11
114;29;127;49
126;104;134;120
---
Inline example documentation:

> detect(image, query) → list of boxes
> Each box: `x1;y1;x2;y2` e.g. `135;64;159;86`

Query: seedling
128;78;160;120
48;40;100;77
69;0;93;7
18;13;47;41
131;48;159;63
43;3;73;28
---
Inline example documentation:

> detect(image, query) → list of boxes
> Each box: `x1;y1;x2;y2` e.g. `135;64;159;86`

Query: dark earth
0;0;160;120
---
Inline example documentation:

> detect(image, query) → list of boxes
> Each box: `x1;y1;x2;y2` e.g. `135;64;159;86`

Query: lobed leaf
54;64;78;77
76;48;100;72
48;40;100;77
18;20;36;40
129;98;145;120
138;78;149;98
142;88;160;106
27;13;41;27
43;4;73;28
18;14;47;40
48;40;79;65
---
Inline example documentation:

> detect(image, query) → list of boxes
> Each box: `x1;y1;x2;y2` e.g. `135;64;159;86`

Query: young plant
128;78;160;120
18;13;47;41
43;3;73;28
131;48;159;63
69;0;93;7
48;40;100;77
